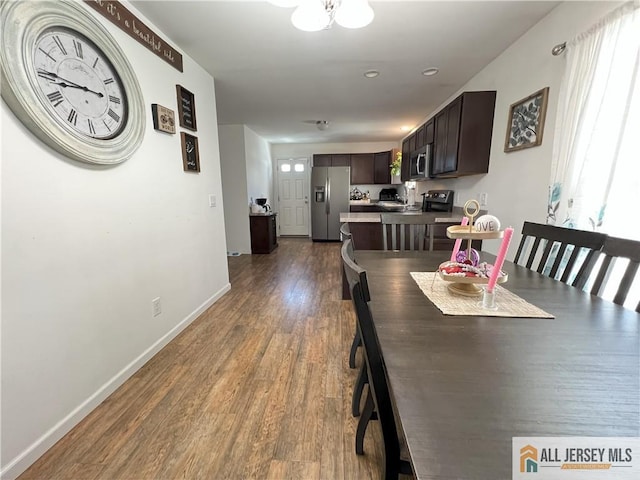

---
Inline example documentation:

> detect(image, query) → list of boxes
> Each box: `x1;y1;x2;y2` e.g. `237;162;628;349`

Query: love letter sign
474;215;501;232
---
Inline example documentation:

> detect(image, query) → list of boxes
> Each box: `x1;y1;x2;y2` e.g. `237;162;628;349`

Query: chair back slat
515;221;606;288
589;236;640;312
572;249;602;290
537;239;555;274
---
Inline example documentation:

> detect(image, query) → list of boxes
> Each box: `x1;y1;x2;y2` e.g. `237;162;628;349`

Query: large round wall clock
0;0;145;165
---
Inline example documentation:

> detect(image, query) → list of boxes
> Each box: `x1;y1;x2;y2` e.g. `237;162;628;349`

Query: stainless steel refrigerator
311;166;350;241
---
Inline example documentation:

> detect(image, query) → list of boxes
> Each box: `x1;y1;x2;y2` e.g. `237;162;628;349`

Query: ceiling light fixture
278;0;374;32
422;67;439;76
316;120;329;131
364;70;379;78
400;126;412;132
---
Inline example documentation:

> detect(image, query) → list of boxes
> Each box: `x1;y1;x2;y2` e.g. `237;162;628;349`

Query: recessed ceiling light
422;67;439;76
364;70;380;78
400;126;412;132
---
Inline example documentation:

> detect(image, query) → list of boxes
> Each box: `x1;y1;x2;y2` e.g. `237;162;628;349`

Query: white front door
277;158;309;236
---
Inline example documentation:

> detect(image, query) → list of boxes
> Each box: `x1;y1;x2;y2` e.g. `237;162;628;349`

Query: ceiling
130;1;560;144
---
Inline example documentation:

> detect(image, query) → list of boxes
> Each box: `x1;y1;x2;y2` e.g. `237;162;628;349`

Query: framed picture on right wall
504;87;549;152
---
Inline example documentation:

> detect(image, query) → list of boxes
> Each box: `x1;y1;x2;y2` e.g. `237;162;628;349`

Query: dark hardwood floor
19;238;401;479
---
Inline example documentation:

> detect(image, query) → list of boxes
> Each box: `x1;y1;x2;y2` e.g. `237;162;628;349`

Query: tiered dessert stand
438;200;508;297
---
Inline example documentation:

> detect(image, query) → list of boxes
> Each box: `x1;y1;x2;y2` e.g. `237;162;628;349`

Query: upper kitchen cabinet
373;151;391;184
350;153;375;184
416;120;434;149
416;123;427;148
330;154;350;166
313;154;350;166
408;132;417;153
425;120;434;144
432;91;496;177
401;137;411;182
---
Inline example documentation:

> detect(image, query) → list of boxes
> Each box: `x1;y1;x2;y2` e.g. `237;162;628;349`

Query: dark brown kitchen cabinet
350;153;374;184
313;154;331;166
315;150;395;184
330;154;350;166
425;119;434;144
401;138;411;182
250;213;278;254
313;154;350;167
414;120;434;150
350;205;383;212
432;91;496;177
407;132;416;153
416;124;427;148
373;151;391;184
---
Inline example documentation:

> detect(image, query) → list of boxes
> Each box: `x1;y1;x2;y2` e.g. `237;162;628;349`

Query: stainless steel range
422;190;454;213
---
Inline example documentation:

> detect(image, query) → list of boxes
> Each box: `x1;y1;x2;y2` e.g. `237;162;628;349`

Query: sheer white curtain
547;1;640;238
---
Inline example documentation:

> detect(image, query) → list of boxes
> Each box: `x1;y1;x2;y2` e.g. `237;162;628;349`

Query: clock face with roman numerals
0;0;145;165
33;27;127;140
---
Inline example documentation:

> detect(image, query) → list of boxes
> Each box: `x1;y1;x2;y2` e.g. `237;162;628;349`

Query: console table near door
355;250;639;480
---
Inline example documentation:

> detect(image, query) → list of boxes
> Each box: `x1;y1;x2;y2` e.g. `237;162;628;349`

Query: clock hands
52;81;104;97
37;69;104;98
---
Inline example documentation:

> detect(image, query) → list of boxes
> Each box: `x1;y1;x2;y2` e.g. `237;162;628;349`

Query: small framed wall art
180;132;200;172
504;87;549;153
151;104;175;134
176;84;197;131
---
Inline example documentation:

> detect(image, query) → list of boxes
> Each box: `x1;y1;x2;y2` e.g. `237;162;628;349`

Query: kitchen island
339;211;465;250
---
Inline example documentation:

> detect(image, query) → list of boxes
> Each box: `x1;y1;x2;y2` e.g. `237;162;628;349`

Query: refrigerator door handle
326;176;330;214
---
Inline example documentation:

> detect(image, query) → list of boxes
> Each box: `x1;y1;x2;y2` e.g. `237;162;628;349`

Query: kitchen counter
340;212;463;223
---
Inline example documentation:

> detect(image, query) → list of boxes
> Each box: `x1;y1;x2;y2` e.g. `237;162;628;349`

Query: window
548;2;639;308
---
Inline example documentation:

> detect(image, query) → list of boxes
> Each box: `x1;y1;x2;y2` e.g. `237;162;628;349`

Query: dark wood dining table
355;250;640;480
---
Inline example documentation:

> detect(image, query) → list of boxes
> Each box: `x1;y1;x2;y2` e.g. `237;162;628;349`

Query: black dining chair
381;213;428;251
513;221;606;289
341;222;362;371
340;222;352;242
589;236;640;312
341;240;413;480
340;231;369;417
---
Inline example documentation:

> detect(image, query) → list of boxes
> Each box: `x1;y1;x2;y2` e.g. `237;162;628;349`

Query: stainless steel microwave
409;145;433;180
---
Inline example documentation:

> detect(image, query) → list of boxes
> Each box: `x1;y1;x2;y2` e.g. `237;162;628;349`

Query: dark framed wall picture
504;87;549;152
151;104;175;134
181;132;200;172
176;85;197;131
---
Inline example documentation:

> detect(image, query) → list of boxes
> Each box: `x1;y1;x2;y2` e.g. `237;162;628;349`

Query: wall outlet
208;194;216;207
479;192;488;206
152;297;162;317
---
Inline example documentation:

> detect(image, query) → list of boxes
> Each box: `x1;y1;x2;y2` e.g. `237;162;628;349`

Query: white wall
218;125;271;254
219;124;251;254
412;1;621;256
244;126;273;204
0;2;230;478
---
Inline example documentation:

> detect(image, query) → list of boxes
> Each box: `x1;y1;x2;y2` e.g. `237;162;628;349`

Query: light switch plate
209;194;216;207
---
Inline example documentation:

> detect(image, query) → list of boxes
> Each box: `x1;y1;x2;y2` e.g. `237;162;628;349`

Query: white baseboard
0;283;231;480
